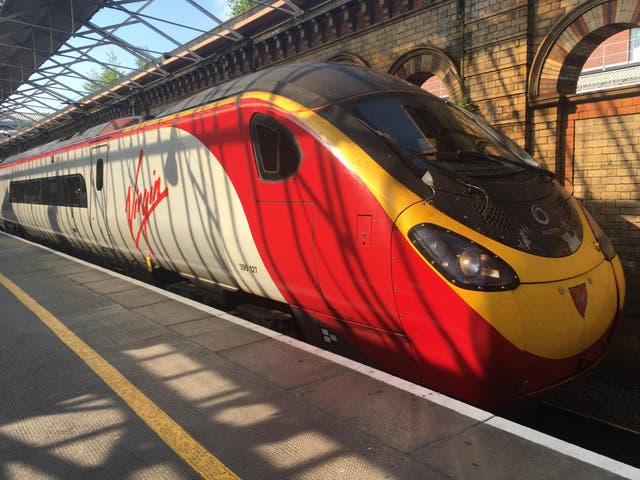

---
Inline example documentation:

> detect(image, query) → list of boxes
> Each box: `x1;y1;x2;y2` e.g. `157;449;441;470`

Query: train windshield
351;93;546;179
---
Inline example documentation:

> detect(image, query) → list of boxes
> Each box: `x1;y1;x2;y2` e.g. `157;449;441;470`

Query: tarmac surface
1;231;638;480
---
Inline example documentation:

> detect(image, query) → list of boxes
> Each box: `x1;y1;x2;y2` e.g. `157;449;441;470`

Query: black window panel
26;179;41;203
63;174;88;208
9;174;87;208
251;114;301;182
255;124;279;174
9;181;23;203
278;129;300;179
42;178;59;204
352;94;539;179
95;158;104;191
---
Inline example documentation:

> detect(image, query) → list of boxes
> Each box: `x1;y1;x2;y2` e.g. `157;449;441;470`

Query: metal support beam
1;0;309;156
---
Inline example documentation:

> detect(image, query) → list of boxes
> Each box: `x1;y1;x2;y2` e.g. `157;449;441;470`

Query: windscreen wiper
480;152;556;179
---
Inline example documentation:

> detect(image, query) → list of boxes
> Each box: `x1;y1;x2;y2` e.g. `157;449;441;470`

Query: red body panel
177;101;401;326
172;100;421;379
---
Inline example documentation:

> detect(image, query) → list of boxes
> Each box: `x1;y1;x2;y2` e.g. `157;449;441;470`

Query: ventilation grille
473;202;516;232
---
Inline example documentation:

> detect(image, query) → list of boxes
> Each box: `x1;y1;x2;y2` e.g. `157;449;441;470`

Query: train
0;62;625;407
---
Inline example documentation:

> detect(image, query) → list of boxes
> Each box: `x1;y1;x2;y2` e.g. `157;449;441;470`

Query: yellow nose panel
455;258;620;359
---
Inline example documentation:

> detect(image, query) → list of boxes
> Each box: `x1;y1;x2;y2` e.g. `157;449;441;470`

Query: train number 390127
239;263;258;274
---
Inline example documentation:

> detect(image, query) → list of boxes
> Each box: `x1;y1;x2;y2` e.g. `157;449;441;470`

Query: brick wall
3;0;582;161
531;0;580;47
531;107;560;171
291;2;460;74
286;0;533;146
463;1;529;144
567;97;640;271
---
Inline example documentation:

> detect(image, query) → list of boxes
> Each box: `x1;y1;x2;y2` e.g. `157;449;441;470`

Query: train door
90;144;113;251
247;112;319;308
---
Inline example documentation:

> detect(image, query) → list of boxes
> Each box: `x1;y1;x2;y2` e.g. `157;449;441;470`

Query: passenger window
27;179;42;203
65;175;88;208
251;114;301;182
42;177;59;205
9;181;22;203
9;174;87;208
96;158;104;191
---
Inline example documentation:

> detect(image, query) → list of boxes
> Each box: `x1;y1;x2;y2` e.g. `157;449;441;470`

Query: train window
9;179;40;204
255;125;279;174
9;174;87;208
62;175;88;208
250;114;301;182
96;158;104;191
9;181;21;203
42;178;59;204
353;94;542;179
25;179;42;203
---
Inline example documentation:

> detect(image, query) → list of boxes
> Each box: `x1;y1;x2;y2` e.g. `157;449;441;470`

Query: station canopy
0;0;304;140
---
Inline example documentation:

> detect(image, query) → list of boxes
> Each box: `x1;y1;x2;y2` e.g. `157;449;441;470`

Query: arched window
578;28;640;93
388;47;462;101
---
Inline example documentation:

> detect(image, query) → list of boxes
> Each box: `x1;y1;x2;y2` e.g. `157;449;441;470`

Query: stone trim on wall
387;46;463;101
326;52;370;66
529;0;640;99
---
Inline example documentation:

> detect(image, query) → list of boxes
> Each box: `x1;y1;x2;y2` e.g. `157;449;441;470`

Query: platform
0;231;637;480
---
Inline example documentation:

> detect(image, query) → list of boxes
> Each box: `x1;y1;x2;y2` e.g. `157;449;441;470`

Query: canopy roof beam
0;0;308;157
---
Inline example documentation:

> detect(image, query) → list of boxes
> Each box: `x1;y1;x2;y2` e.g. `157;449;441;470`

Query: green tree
83;50;149;94
84;51;125;93
229;0;254;16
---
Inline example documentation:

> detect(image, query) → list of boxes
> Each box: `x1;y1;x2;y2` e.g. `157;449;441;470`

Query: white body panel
0;148;93;249
0;126;285;303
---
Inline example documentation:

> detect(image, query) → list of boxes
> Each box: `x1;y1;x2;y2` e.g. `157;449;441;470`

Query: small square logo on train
569;283;588;318
125;148;169;256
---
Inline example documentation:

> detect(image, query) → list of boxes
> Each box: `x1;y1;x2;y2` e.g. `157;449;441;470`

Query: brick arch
326;52;369;67
530;0;640;97
388;47;462;101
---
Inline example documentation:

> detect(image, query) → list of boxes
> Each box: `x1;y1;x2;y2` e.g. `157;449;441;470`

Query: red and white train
0;63;625;406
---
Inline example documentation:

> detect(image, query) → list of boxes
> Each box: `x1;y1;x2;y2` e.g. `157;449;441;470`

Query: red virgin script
125;149;168;256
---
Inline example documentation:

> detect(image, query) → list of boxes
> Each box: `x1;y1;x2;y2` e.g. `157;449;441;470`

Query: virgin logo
125;149;169;256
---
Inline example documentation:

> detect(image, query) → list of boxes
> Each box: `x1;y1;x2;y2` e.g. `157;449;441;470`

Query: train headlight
408;224;519;291
582;207;616;261
459;248;482;276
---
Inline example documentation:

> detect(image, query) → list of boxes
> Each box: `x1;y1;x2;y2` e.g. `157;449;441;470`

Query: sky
86;0;234;70
7;0;235;119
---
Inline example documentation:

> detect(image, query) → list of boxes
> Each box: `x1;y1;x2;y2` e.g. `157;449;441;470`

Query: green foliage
229;0;254;16
83;51;125;94
135;55;147;69
455;96;477;112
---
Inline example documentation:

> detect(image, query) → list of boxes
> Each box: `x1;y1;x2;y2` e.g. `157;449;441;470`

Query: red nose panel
569;283;588;318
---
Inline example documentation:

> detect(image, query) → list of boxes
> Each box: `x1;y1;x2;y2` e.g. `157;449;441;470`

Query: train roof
159;62;419;116
1;63;418;167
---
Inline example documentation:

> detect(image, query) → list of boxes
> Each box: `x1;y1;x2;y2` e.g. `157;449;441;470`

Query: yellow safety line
0;272;239;480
